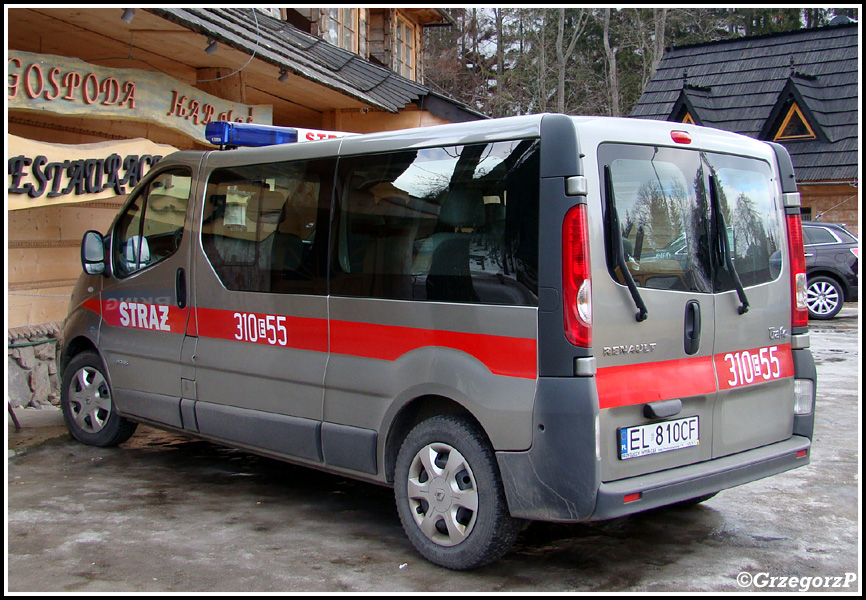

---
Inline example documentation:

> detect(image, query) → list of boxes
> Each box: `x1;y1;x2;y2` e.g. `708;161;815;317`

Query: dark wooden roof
146;8;484;120
631;22;858;182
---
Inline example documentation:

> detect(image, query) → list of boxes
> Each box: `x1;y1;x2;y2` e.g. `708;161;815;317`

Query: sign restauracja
7;135;182;210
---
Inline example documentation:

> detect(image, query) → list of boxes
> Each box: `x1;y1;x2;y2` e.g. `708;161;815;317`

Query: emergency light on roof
205;122;355;148
205;121;299;147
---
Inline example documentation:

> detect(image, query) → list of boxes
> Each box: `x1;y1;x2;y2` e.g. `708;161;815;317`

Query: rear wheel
394;415;521;570
806;275;844;319
61;351;137;447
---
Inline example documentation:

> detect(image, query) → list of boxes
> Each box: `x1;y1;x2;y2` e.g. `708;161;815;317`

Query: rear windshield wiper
604;166;648;322
709;175;750;315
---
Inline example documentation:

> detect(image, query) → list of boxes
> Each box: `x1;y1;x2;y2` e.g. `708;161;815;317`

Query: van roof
173;114;776;168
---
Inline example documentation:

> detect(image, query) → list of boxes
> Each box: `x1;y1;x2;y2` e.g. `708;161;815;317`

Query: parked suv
802;221;859;319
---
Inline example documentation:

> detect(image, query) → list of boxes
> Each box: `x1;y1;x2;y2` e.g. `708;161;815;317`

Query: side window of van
113;168;192;278
200;159;333;294
331;140;540;306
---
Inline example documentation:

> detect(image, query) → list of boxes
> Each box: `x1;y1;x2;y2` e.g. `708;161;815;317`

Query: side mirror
81;230;106;275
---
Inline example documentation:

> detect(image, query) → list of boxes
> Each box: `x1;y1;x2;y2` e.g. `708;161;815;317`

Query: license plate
619;416;700;460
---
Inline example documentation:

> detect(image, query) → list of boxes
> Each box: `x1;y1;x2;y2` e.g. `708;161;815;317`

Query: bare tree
554;8;590;112
423;7;857;118
602;8;620;116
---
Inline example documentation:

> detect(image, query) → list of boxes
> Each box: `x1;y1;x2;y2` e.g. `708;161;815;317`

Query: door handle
684;300;701;355
176;267;187;309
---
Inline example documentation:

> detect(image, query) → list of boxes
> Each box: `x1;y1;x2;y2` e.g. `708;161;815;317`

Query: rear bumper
497;376;814;523
590;435;811;520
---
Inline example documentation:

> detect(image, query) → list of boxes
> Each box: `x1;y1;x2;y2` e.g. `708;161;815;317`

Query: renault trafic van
61;114;817;569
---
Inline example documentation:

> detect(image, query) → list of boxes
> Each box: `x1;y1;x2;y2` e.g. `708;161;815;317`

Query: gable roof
146;8;484;120
631;22;858;182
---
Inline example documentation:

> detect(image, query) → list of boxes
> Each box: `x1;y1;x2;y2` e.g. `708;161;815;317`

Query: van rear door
703;152;794;458
595;143;717;482
594;140;796;482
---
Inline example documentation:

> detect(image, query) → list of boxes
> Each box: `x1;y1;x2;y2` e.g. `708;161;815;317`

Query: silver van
61;114;817;569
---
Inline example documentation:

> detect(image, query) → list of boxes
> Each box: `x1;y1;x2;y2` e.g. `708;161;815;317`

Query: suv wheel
806;275;844;320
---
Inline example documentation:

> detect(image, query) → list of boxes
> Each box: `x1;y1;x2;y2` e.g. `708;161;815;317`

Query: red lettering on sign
186;99;200;123
9;59;136;108
167;90;187;117
202;104;215;124
45;67;62;100
24;62;44;99
83;73;100;104
62;71;82;100
100;77;119;105
119;81;136;108
8;58;21;98
305;132;338;141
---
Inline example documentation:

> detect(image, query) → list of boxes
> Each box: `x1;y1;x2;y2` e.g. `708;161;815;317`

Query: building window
394;15;416;80
325;8;359;53
681;112;696;125
774;102;816;141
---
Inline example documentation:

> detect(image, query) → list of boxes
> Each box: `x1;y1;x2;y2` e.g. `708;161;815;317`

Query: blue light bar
205;121;299;147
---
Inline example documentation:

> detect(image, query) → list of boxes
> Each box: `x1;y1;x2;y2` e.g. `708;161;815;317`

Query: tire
394;414;521;570
61;351;137;447
806;275;844;320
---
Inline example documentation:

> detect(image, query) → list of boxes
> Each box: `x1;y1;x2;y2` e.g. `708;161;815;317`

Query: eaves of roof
145;7;439;114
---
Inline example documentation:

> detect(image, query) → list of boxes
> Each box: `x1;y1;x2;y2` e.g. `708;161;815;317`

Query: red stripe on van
93;299;188;334
82;298;101;315
714;344;794;391
192;307;536;379
596;356;717;410
330;320;538;380
194;307;329;353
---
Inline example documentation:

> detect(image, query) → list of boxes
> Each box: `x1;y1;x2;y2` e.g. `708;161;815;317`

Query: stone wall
8;322;62;408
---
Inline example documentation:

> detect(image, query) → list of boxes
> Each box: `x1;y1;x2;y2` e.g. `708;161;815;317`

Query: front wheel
394;415;521;570
61;351;137;447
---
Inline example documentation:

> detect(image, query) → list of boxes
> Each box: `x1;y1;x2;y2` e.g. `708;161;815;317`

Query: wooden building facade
7;7;481;407
7;7;480;332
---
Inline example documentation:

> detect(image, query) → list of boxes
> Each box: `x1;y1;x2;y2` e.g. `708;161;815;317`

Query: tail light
786;214;808;327
563;204;592;347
